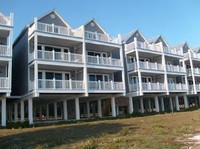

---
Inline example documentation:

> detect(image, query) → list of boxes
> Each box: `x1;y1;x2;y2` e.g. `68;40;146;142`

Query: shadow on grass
0;121;138;148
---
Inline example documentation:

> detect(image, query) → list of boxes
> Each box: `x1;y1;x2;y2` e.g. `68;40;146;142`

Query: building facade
0;12;13;126
12;10;126;125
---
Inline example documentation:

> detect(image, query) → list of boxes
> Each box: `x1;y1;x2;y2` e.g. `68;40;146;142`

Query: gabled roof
148;35;170;47
84;18;109;35
192;46;200;53
36;9;71;28
121;29;148;43
172;42;191;50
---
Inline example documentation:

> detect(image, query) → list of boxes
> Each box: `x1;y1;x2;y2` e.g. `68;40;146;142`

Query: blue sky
1;0;200;47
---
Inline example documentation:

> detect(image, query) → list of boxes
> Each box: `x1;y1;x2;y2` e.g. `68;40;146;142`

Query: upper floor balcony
0;45;11;57
166;64;186;74
29;50;83;64
0;77;9;90
125;41;162;53
127;61;164;72
85;31;120;44
129;82;166;93
168;83;187;92
87;55;122;67
88;81;125;93
190;52;200;60
0;13;13;26
29;79;85;93
29;22;83;38
187;68;200;76
163;47;183;57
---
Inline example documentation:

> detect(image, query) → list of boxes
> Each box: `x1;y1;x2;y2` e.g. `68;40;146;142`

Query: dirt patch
178;134;200;149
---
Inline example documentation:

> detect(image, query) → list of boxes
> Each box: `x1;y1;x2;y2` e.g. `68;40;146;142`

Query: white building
12;10;126;124
0;12;13;126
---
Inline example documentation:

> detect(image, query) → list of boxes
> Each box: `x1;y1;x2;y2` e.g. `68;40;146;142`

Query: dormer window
50;14;55;19
90;22;95;27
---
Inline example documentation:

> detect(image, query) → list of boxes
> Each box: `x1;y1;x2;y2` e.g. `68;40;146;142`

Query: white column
189;51;197;94
63;100;68;120
1;98;6;126
28;98;33;125
20;100;24;122
195;97;198;108
128;96;134;114
154;96;160;112
111;97;116;117
169;97;173;111
46;104;49;120
184;95;189;109
161;97;165;112
14;103;18;121
199;96;200;107
140;98;144;113
175;96;180;111
75;98;80;120
54;102;57;120
148;99;152;112
86;101;90;118
98;100;102;117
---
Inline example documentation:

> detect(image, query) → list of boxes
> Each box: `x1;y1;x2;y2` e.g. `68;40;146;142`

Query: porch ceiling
86;43;118;52
0;30;9;38
87;67;120;73
127;51;162;59
38;64;83;72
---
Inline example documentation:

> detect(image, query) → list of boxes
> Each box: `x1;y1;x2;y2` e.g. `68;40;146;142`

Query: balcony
29;79;85;91
187;68;200;76
166;64;185;73
163;47;183;56
88;81;124;92
0;14;12;26
129;82;166;92
0;77;9;89
168;83;187;92
87;55;122;67
0;45;11;56
29;50;83;64
191;53;200;60
29;22;83;37
127;61;164;72
125;41;162;53
85;31;119;44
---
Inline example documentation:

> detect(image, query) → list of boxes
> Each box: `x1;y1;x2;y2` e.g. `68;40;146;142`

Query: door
55;73;62;88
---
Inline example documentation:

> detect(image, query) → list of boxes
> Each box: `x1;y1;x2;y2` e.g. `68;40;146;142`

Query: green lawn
1;109;200;149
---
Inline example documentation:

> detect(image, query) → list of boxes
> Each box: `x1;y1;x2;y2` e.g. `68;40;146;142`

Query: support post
161;97;165;112
154;96;160;112
128;96;134;114
175;96;180;111
111;97;116;117
20;100;24;122
140;98;144;113
184;95;189;109
54;102;57;120
86;101;90;118
63;100;68;120
28;98;33;125
46;104;49;120
14;103;18;122
1;98;6;126
75;98;80;120
98;100;102;117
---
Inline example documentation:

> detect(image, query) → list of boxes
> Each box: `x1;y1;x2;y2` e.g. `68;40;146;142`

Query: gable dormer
148;35;169;47
84;19;106;35
193;47;200;54
173;42;190;53
37;10;70;28
122;30;147;44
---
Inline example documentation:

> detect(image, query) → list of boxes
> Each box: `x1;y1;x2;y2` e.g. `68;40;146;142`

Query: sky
1;0;200;47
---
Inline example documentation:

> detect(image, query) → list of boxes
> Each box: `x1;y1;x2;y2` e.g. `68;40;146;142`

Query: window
89;74;109;82
142;77;152;83
38;72;42;79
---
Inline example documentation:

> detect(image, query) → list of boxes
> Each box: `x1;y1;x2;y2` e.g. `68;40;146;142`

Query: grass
0;109;200;148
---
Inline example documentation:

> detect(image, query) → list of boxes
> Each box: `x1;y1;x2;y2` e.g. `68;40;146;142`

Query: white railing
189;85;195;94
0;45;10;56
29;80;34;91
88;81;124;91
85;31;118;43
195;84;200;91
37;22;71;36
163;47;183;56
188;68;200;75
0;77;9;88
129;83;139;92
0;15;11;26
191;53;200;59
37;50;83;63
142;82;166;91
168;83;187;91
166;64;185;73
38;79;84;90
127;61;164;71
125;41;162;52
87;55;121;67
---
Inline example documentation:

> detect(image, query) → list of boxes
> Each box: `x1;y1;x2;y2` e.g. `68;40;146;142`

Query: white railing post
52;50;55;60
53;78;56;89
98;80;101;90
68;52;71;62
97;55;99;64
109;57;112;65
69;79;72;89
111;80;114;90
52;24;54;33
155;62;158;70
157;82;159;90
148;82;151;90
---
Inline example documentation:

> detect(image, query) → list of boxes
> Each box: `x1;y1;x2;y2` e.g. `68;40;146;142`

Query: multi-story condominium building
12;10;126;124
123;30;191;114
0;12;13;126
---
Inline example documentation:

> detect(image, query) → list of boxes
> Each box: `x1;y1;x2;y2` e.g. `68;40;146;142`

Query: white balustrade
168;83;187;91
37;79;84;90
0;78;9;88
163;47;183;56
88;81;124;91
87;55;121;67
142;82;166;91
0;14;11;25
166;64;185;73
85;31;110;42
0;45;10;56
